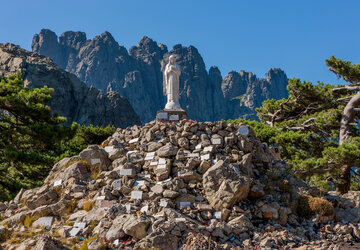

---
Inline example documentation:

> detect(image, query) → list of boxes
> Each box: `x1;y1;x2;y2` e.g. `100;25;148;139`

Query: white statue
163;55;181;110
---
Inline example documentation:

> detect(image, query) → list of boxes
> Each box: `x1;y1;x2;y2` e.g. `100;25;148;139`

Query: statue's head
169;55;176;65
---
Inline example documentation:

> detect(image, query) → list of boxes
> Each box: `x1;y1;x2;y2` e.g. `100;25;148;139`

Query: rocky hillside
0;43;141;128
1;121;359;249
32;29;289;122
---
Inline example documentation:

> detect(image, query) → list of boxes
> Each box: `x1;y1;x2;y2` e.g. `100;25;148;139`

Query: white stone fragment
203;146;213;152
160;200;168;207
53;180;62;187
129;138;139;144
69;227;81;237
131;191;143;200
97;196;105;200
33;217;53;228
214;211;222;219
195;144;202;150
201;154;210;161
175;218;186;222
134;180;145;186
114;239;119;246
140;205;149;213
125;204;131;211
104;146;114;153
74;222;86;229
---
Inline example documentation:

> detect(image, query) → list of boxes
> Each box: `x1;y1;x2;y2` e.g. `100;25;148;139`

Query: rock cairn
1;120;360;249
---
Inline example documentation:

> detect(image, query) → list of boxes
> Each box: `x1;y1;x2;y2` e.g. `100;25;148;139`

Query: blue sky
1;0;359;85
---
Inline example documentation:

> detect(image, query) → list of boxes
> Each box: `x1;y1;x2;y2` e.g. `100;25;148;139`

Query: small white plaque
112;181;121;189
238;125;249;136
146;152;155;157
131;191;143;200
140;205;149;212
204;146;213;152
129;138;139;144
201;154;210;161
158;158;167;164
134;180;145;186
74;222;86;229
160;200;168;207
119;169;133;176
53;180;62;187
91;158;100;165
188;153;199;158
69;227;81;237
125;204;131;211
158;113;168;119
150;161;158;166
169;115;179;121
175;218;186;222
104;146;114;153
33;217;53;228
211;138;221;145
97;196;105;200
195;144;202;150
157;164;167;170
180;201;191;208
214;211;222;219
145;156;154;161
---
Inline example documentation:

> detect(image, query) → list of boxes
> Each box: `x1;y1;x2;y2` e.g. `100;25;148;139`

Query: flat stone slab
33;217;53;228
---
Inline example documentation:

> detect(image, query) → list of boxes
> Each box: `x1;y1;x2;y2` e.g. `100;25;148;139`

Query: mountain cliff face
0;43;141;128
32;29;289;122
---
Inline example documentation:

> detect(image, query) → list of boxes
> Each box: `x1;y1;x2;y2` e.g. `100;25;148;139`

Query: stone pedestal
156;109;188;123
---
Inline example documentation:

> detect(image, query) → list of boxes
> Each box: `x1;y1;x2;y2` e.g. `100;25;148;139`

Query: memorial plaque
195;144;202;150
69;227;81;237
188;153;199;158
112;181;121;189
180;201;191;208
158;158;167;164
91;158;100;165
157;164;167;170
101;201;114;208
125;204;131;211
97;196;105;200
146;152;156;157
74;222;86;229
175;218;186;222
158;113;168;119
131;191;143;200
145;155;154;161
119;169;133;176
214;211;222;219
104;146;114;153
134;180;145;186
160;200;168;207
150;161;158;166
169;114;179;121
204;146;213;152
211;138;221;145
53;180;62;187
140;205;149;212
238;125;249;136
201;154;210;161
129;138;139;144
33;217;53;228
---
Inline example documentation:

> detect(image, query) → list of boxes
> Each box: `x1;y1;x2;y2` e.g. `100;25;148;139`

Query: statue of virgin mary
163;55;181;110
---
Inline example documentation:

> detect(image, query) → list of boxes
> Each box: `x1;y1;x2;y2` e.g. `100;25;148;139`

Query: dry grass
83;200;95;212
297;195;334;218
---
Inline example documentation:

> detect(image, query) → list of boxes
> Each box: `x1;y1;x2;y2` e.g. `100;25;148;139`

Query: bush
297;195;334;218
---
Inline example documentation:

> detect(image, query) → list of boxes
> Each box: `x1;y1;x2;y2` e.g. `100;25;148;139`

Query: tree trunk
337;92;360;193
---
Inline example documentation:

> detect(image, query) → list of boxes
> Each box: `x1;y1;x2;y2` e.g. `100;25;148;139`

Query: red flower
104;237;108;242
123;240;127;244
193;233;196;236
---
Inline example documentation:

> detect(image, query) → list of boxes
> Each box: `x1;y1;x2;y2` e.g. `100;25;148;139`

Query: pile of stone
0;120;360;249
